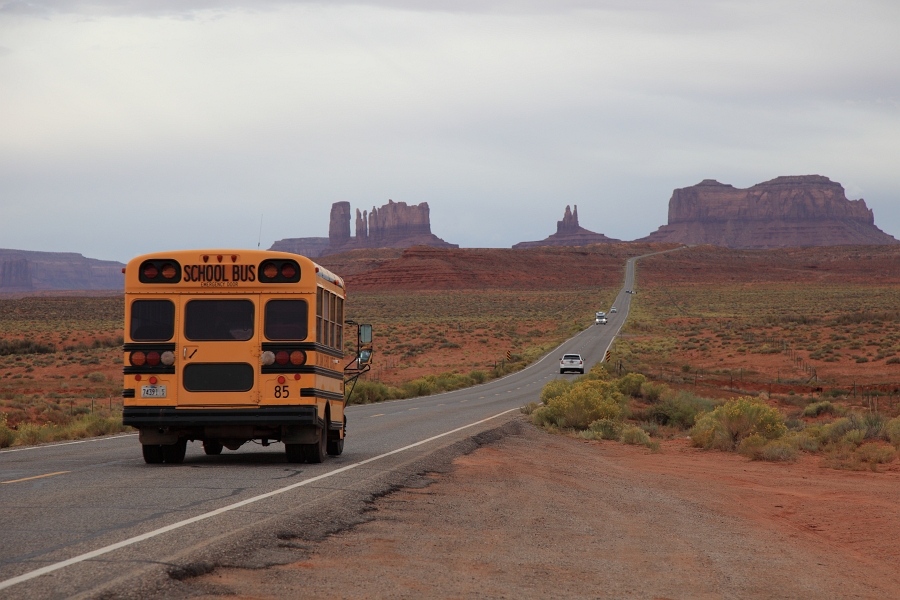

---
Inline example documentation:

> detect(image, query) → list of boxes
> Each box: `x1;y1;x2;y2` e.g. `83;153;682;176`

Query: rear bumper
123;405;318;428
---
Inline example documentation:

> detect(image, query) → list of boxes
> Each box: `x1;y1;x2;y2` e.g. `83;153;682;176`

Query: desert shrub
647;390;714;429
739;434;798;462
862;412;887;439
578;363;611;382
841;429;865;446
802;401;842;418
824;442;896;471
689;397;786;451
884;417;900;447
520;401;540;415
620;425;650;445
15;423;50;446
616;373;647;397
532;380;623;429
348;381;401;404
540;379;572;404
0;339;56;356
470;370;487;384
87;372;106;383
588;418;623;440
639;381;668;403
0;413;15;448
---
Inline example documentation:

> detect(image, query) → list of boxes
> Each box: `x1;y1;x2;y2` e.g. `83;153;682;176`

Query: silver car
559;354;584;374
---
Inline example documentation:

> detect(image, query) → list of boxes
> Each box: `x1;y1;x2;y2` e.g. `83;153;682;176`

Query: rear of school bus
121;250;346;464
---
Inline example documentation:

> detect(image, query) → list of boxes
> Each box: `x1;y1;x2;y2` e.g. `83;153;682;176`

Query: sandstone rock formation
268;237;330;258
639;176;898;248
513;205;621;249
0;249;124;291
322;199;457;255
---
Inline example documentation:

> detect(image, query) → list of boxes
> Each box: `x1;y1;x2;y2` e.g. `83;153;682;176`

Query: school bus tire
327;416;346;456
285;443;305;463
142;444;164;464
162;439;187;464
303;425;328;464
203;441;224;456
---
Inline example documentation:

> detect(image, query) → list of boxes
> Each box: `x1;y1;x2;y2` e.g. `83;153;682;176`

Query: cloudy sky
1;0;898;262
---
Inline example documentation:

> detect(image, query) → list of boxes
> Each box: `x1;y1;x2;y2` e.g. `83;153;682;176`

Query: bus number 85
274;385;290;398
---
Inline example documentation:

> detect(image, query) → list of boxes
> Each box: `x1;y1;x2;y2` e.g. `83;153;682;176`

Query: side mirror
359;324;372;344
358;349;372;364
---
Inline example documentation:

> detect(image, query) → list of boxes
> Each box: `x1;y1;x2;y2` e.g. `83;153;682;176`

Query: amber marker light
161;263;177;279
263;262;278;279
290;350;306;365
130;351;146;366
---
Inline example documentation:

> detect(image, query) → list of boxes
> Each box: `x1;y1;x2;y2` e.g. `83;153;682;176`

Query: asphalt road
0;257;640;599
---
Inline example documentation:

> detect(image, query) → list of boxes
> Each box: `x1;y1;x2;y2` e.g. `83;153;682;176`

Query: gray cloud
0;0;898;261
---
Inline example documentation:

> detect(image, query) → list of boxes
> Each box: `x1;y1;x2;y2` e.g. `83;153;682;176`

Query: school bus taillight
275;351;289;365
143;264;158;279
290;350;306;365
263;262;278;279
130;351;146;366
161;263;177;279
281;263;296;278
146;351;161;366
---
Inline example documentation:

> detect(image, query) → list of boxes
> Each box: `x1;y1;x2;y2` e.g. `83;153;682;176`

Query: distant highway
0;255;644;598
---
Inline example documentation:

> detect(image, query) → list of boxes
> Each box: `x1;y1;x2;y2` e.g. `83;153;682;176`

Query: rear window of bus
130;300;175;341
264;300;309;340
185;300;254;341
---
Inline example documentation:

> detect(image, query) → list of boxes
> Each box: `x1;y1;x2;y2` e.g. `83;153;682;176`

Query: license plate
141;385;167;398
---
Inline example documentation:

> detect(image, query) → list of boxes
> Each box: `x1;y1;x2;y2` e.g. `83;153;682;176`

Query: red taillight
290;350;306;365
135;374;142;381
130;351;146;366
263;262;278;279
146;351;160;366
275;351;289;365
281;263;296;278
142;264;158;279
294;373;301;380
161;263;176;279
149;376;158;384
277;376;286;384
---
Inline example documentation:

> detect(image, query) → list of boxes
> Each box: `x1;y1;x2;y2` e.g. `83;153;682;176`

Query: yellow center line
409;407;419;410
460;400;468;403
370;414;384;418
2;471;70;485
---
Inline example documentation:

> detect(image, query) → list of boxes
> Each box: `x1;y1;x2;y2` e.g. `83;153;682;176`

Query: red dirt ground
190;420;900;598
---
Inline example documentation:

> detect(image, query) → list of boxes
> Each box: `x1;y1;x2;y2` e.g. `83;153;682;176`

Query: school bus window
264;300;309;340
130;300;175;341
316;288;323;344
336;297;343;349
185;300;254;341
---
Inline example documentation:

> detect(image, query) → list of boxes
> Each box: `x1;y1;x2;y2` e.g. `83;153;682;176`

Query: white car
560;354;584;374
610;307;617;313
595;316;608;325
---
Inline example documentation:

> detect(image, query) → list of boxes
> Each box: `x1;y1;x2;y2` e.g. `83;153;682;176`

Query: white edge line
0;433;138;454
0;407;518;592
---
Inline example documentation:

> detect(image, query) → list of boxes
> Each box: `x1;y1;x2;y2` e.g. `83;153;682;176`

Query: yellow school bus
121;249;354;465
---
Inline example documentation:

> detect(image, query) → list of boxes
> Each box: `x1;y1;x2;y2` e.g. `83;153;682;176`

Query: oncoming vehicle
595;316;608;325
559;354;584;374
121;250;371;465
